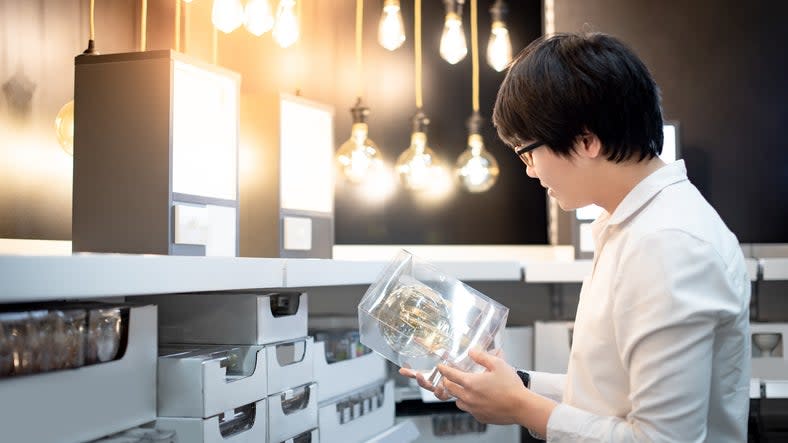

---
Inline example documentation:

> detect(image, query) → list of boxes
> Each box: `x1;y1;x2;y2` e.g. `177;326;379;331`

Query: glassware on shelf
87;307;123;364
218;402;256;437
56;309;87;369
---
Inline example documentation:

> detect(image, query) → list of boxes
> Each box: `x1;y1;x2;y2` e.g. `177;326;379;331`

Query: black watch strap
516;370;531;389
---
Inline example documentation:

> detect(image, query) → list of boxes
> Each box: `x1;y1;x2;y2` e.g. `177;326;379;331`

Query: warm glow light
456;134;499;192
396;132;443;191
359;160;395;202
212;0;244;33
54;100;75;156
487;21;512;72
244;0;274;36
378;0;406;51
273;0;299;48
440;12;467;64
336;123;382;184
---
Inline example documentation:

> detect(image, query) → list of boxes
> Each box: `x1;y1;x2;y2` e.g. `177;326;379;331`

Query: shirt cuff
545;403;597;442
529;372;566;403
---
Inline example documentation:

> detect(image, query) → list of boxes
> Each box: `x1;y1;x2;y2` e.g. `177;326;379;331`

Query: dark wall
554;0;788;243
333;0;547;245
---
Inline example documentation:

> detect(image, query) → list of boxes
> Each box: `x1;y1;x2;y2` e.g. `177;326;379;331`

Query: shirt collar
604;160;689;226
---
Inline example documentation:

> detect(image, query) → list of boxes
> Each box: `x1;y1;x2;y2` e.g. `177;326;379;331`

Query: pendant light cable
83;0;98;54
140;0;147;51
175;0;181;51
415;0;422;109
355;0;363;99
471;0;479;112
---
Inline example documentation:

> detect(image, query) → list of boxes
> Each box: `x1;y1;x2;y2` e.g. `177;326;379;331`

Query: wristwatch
516;370;531;389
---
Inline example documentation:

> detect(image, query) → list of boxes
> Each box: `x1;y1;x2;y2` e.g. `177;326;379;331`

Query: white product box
142;291;308;345
156;399;266;443
267;337;315;395
318;380;394;443
158;345;268;418
534;321;574;373
313;340;387;403
751;322;788;380
395;415;519;443
364;420;420;443
0;304;157;443
268;383;319;442
502;326;534;371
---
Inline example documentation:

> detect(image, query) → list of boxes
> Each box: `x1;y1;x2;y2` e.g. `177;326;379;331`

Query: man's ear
576;131;603;159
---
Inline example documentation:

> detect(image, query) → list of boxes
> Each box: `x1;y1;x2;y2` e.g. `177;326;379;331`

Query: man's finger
437;364;471;386
434;385;452;401
455;399;470;412
441;377;467;401
469;348;498;371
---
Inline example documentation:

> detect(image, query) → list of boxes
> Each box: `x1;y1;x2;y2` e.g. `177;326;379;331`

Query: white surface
173;203;237;256
764;380;788;398
284;259;521;287
762;258;788;280
334;244;576;262
751;379;762;399
319;380;395;443
0;238;72;255
534;321;573;373
0;305;157;443
268;383;319;442
745;258;759;281
267;337;315;395
283;216;312;251
397;415;519;443
750;322;788;380
524;260;592;283
280;95;334;214
365;420;419;443
502;326;534;371
313;340;387;403
0;255;285;302
157;346;268;418
156;399;267;443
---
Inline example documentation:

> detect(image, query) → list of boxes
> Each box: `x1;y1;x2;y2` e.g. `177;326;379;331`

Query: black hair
493;32;663;162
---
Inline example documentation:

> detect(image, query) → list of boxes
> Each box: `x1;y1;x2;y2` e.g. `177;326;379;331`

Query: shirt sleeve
527;371;566;403
546;230;743;442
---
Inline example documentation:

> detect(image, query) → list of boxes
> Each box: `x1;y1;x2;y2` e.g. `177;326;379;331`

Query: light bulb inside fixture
440;12;467;64
273;0;299;48
55;100;75;156
396;131;442;191
359;160;396;202
337;123;382;184
456;134;499;192
378;0;406;51
244;0;274;36
487;20;512;72
212;0;244;33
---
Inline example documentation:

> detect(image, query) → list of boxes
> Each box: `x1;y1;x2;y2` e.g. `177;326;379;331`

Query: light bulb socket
490;0;507;22
82;39;100;55
466;112;483;135
412;109;430;134
443;0;465;17
350;97;371;124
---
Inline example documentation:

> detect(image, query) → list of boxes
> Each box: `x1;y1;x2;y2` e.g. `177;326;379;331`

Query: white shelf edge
523;260;593;283
762;258;788;281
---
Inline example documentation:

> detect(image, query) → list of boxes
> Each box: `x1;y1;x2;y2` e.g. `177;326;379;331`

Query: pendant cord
471;0;479;112
415;0;422;109
355;0;363;100
174;0;181;51
89;0;95;40
140;0;147;51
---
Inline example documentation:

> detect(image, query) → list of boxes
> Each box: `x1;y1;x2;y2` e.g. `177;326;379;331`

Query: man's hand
398;367;453;401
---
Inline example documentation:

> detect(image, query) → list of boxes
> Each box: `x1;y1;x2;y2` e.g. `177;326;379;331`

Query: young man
401;33;751;442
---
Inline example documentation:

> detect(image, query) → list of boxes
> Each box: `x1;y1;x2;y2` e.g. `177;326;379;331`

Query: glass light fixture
456;115;499;192
212;0;244;33
439;0;467;64
378;0;406;51
244;0;274;36
273;0;299;48
487;0;512;72
396;112;442;191
359;161;396;202
336;99;382;184
54;100;75;156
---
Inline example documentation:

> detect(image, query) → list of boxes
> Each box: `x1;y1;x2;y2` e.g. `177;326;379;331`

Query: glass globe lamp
456;133;499;192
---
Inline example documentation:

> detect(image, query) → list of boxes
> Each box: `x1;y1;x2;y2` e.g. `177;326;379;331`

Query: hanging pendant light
212;0;244;34
244;0;274;36
378;0;406;51
273;0;299;48
439;0;468;64
455;0;499;192
487;0;512;72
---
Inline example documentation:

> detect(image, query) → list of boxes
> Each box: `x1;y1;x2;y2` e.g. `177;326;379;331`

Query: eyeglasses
514;140;544;167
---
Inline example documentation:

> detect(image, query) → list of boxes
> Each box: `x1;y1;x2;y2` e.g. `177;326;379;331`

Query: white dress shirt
531;160;751;442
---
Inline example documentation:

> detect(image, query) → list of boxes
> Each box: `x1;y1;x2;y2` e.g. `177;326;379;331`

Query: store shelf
0;254;285;302
523;260;593;283
762;258;788;281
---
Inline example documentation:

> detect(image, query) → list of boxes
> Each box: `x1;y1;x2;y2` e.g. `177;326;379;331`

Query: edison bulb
273;0;299;48
359;161;395;202
378;0;405;51
373;283;453;358
336;123;382;183
456;134;499;192
212;0;244;33
396;132;441;191
487;20;512;72
244;0;274;36
439;12;467;64
55;100;74;156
